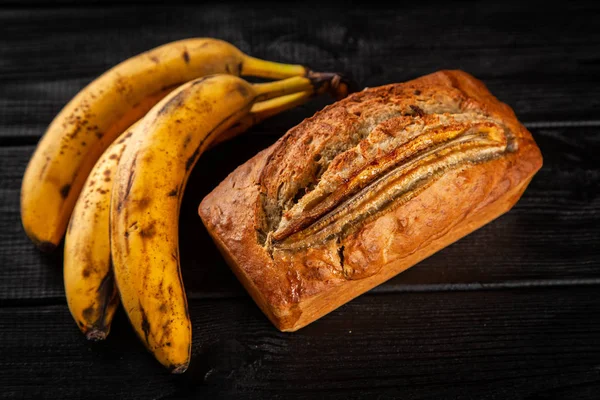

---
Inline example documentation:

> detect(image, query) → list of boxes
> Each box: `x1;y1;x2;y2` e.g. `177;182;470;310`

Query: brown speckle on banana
22;38;311;250
110;73;348;373
59;184;71;199
64;124;137;341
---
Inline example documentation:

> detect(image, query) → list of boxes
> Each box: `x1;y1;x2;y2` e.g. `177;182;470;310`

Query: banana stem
252;76;315;102
241;55;308;79
251;90;312;119
252;71;353;103
210;90;313;148
211;71;354;148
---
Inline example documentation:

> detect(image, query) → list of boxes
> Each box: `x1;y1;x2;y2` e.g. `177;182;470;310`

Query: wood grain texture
1;125;598;302
1;2;600;144
1;2;599;398
1;287;599;399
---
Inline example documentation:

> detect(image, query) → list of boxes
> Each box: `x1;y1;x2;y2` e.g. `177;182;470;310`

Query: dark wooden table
1;2;599;399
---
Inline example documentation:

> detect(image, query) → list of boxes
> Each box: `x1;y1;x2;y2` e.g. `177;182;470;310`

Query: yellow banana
21;37;315;251
62;90;314;342
111;73;341;373
63;121;139;341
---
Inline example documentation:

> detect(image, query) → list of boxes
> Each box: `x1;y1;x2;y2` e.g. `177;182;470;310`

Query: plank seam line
370;278;600;293
524;120;600;128
0;120;600;148
3;279;600;307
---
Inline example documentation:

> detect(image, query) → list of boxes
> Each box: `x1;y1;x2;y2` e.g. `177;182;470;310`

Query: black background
1;1;599;399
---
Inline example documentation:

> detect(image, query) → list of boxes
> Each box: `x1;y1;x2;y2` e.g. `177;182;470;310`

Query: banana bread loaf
199;70;543;331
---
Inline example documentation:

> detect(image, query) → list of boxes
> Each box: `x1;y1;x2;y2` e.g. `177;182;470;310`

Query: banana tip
170;364;189;374
34;239;57;253
37;241;57;253
305;69;361;101
331;72;361;99
23;227;58;253
86;330;108;341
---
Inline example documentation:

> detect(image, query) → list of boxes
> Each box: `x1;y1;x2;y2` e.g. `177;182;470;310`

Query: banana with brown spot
63;121;140;341
110;73;344;373
63;90;316;342
21;37;315;251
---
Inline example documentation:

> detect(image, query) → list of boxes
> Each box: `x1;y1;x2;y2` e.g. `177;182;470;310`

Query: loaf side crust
199;70;543;331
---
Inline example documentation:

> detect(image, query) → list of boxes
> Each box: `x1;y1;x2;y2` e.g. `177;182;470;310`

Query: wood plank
1;2;598;398
1;125;598;302
1;2;600;142
1;287;599;398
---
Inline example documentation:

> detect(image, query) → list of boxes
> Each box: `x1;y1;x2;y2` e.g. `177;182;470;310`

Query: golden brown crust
199;70;543;331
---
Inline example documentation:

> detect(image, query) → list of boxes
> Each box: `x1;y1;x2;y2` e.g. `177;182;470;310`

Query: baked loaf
199;70;543;331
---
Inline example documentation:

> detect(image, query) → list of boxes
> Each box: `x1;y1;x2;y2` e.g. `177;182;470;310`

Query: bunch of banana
22;38;351;372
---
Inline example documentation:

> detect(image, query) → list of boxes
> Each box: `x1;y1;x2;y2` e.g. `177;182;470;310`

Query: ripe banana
63;121;139;341
21;37;316;251
111;73;341;373
63;90;314;341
